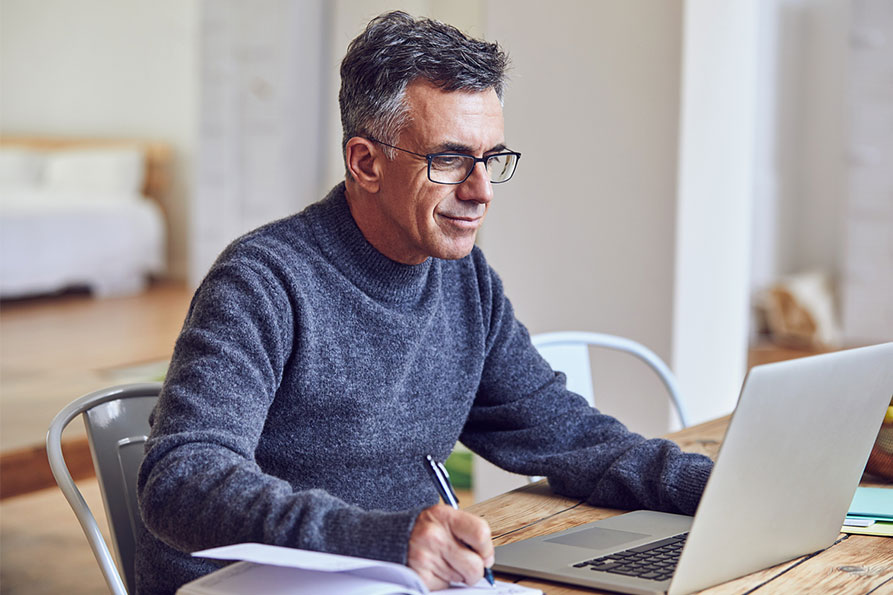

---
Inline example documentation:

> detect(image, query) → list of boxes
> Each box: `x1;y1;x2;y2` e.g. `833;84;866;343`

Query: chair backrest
532;331;689;428
46;382;161;595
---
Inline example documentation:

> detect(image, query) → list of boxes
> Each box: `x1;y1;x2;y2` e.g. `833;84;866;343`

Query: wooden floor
0;283;822;594
1;477;112;594
0;281;192;594
0;281;191;452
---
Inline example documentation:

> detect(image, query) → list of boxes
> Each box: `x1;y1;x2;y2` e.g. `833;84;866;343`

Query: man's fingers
407;504;493;589
408;545;463;590
442;537;486;586
447;507;494;562
407;507;466;588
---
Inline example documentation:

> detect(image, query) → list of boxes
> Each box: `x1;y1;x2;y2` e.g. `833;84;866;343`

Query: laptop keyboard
572;532;688;582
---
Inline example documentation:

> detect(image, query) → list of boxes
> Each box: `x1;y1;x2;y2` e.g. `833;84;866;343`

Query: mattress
0;187;166;298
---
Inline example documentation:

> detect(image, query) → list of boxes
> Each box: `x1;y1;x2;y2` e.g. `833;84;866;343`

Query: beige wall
672;0;758;424
0;0;199;280
481;0;685;436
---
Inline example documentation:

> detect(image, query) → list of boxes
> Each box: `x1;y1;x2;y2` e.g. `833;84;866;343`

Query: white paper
182;562;419;595
189;543;541;594
194;543;411;574
842;517;875;527
193;543;426;593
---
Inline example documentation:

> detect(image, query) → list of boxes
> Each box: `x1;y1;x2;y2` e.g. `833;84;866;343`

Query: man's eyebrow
433;141;508;154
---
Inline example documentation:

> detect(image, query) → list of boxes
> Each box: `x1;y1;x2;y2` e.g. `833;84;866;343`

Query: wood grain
750;534;893;594
1;477;110;594
0;438;93;499
470;481;582;539
0;280;190;453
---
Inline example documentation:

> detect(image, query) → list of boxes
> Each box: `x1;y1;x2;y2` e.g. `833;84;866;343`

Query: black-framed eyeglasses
367;137;521;185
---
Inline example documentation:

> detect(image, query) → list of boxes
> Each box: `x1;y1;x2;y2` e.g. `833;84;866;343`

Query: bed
0;137;170;298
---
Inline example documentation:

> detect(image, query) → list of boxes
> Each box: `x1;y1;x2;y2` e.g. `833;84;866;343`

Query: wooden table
467;417;893;594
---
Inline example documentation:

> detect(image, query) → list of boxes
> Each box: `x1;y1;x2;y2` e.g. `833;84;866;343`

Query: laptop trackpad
545;527;649;550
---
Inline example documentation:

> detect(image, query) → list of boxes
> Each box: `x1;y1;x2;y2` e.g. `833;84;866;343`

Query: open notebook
177;543;541;595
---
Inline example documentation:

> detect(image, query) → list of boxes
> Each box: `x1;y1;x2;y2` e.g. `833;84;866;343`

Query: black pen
424;454;495;587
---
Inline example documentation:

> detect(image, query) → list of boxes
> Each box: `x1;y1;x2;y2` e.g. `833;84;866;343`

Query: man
137;11;713;593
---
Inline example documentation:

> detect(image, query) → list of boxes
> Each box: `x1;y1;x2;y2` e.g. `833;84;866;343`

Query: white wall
750;0;804;295
0;0;199;280
792;0;849;276
749;0;849;294
472;1;686;500
192;0;329;285
672;1;759;424
841;0;893;343
482;1;684;436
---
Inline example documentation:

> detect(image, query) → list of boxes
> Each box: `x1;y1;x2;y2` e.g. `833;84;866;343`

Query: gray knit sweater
136;183;713;593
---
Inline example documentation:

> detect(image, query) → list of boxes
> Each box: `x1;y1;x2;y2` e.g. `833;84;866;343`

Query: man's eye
431;156;466;170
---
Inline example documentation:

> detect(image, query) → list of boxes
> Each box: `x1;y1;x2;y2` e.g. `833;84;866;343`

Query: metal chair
532;331;689;428
46;382;161;595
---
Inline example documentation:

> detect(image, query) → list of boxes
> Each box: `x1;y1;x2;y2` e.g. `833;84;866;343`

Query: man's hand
407;504;495;590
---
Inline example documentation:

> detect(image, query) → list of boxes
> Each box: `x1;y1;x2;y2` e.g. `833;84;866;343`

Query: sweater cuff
668;456;713;515
325;506;426;565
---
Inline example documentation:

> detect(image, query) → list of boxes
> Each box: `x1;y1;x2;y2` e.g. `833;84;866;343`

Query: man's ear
345;137;382;193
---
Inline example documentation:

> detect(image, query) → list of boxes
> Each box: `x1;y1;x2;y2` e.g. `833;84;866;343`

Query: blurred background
1;0;891;592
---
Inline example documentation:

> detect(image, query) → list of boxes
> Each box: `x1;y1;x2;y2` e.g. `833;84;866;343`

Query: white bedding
0;187;165;298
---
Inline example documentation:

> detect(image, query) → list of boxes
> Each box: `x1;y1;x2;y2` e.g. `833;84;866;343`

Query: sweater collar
309;183;434;302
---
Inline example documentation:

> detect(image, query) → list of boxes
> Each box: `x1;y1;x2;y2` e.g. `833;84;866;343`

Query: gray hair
339;11;509;166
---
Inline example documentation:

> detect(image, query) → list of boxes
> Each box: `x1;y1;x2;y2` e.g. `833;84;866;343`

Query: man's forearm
139;439;419;563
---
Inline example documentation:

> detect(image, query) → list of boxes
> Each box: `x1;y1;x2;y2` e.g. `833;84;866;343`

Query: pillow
43;147;146;194
0;147;45;188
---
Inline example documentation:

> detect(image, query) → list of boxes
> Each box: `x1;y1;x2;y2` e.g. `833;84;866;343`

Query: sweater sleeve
459;264;713;515
137;257;419;564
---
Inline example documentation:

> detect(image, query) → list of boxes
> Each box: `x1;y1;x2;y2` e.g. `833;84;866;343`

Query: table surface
467;417;893;594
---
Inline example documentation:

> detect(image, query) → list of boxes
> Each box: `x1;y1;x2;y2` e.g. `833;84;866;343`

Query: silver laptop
494;342;893;595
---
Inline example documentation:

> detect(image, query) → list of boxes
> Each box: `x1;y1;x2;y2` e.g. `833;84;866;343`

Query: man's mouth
438;213;484;230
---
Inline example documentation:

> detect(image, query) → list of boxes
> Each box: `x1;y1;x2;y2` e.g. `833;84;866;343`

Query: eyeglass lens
429;153;518;184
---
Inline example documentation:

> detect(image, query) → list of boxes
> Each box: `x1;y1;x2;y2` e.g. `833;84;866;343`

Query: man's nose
456;161;494;204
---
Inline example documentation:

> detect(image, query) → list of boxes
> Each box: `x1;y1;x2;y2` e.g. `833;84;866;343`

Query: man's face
375;80;506;264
